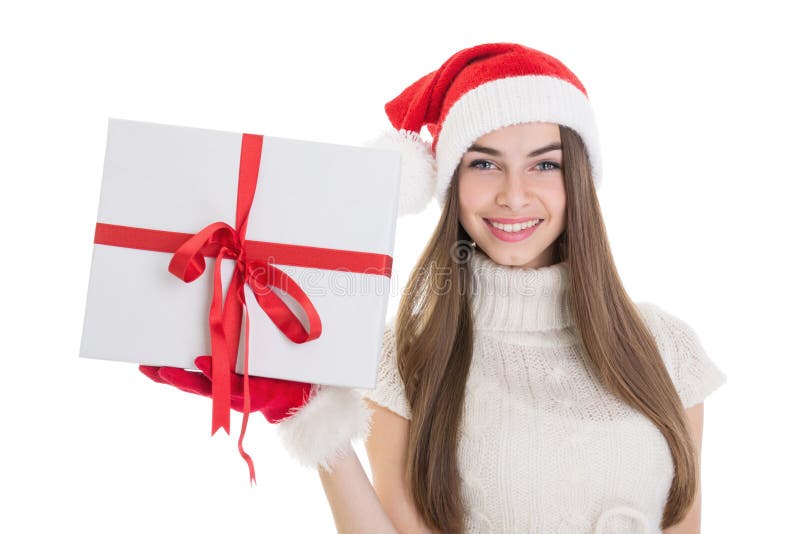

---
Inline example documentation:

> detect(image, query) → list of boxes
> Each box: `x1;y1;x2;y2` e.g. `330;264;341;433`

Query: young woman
143;43;726;533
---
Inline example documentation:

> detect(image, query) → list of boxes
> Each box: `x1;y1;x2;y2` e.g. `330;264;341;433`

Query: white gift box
80;118;401;389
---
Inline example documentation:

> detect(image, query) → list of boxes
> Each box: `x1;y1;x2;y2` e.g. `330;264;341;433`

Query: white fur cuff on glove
276;386;374;474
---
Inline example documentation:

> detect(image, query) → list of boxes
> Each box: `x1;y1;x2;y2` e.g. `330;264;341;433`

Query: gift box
80;118;401;439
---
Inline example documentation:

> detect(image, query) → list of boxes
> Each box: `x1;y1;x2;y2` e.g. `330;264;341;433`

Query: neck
468;249;574;332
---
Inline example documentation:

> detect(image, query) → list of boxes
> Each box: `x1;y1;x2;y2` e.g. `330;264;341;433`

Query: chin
483;249;533;267
482;245;555;269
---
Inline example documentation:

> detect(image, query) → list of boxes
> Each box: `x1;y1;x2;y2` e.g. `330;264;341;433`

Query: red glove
140;356;373;474
139;356;318;424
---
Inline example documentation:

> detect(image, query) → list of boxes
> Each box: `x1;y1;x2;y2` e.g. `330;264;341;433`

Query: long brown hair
394;124;698;532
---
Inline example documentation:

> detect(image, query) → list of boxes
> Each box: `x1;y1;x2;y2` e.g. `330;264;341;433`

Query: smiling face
457;121;566;268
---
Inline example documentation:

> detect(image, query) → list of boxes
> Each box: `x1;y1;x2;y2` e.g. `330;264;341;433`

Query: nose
496;168;531;210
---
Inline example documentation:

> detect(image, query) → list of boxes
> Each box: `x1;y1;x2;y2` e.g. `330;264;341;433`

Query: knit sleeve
636;302;727;409
358;319;412;420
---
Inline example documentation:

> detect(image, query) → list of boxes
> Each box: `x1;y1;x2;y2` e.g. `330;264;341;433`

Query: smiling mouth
483;218;544;232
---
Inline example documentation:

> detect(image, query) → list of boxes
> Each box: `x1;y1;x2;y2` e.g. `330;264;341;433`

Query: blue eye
536;161;561;171
467;159;561;172
469;159;496;170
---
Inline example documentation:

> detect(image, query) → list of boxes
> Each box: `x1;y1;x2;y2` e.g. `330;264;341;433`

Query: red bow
169;218;323;434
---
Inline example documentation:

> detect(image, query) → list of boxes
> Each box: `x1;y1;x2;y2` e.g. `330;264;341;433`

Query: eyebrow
466;142;563;158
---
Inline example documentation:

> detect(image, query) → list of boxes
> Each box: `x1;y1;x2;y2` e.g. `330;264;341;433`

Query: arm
316;398;437;534
363;398;440;534
664;402;704;534
317;444;399;534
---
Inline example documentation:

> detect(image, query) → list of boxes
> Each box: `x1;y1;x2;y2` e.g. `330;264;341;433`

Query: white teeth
489;219;542;232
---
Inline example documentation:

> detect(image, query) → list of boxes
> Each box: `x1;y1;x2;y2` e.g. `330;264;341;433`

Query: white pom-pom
276;386;374;474
366;129;436;216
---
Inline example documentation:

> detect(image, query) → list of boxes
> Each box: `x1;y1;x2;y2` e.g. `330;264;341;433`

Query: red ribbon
94;133;393;482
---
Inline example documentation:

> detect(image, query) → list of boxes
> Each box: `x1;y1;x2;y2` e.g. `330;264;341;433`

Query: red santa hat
371;42;603;215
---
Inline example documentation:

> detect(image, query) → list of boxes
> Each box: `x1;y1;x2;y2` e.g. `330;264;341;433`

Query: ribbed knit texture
361;250;727;533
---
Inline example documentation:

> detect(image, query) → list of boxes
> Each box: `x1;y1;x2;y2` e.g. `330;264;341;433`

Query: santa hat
370;42;602;215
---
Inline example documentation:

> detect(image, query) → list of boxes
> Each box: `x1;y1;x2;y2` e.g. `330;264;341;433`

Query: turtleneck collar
467;249;575;332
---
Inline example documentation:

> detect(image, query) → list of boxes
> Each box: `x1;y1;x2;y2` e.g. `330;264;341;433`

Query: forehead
475;121;561;144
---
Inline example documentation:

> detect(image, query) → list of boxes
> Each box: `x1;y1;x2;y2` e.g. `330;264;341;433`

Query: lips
483;217;542;243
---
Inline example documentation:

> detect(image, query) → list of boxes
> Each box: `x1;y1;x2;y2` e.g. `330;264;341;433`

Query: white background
1;1;797;532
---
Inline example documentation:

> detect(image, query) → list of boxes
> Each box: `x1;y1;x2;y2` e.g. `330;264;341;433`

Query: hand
139;357;374;473
139;356;317;423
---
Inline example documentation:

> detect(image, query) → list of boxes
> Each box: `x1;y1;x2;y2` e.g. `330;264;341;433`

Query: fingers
139;365;167;384
190;355;317;418
194;355;248;399
193;356;213;378
194;355;271;411
157;367;213;397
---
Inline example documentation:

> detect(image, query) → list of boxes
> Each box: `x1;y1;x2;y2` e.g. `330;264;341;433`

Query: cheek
551;191;567;214
543;180;567;215
458;174;490;208
457;178;487;230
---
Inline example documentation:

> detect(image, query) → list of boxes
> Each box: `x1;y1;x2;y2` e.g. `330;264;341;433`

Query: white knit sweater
360;250;727;534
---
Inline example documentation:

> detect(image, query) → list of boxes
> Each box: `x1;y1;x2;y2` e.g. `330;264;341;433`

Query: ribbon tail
209;252;232;435
223;273;245;372
238;297;257;484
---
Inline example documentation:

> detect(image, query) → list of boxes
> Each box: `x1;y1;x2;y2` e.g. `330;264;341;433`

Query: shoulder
635;301;727;409
357;317;412;420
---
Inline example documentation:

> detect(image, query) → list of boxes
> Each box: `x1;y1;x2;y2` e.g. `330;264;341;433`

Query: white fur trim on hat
366;128;436;216
276;385;374;474
434;75;603;208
